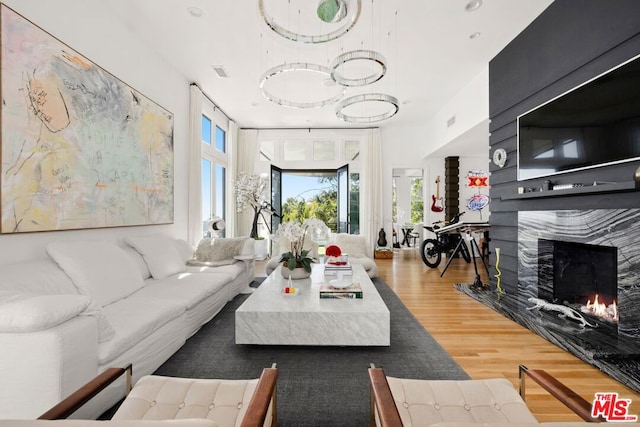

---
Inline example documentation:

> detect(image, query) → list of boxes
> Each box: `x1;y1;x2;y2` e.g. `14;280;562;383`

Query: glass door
337;164;349;233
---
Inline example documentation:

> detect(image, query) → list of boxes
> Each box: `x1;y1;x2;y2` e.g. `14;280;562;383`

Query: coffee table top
236;263;388;315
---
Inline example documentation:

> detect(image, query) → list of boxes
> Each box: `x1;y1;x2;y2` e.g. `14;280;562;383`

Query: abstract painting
1;5;174;233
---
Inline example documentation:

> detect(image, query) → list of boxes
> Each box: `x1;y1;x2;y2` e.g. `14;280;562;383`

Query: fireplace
537;239;618;325
512;209;640;393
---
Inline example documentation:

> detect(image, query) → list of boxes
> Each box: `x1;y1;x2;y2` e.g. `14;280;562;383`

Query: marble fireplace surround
457;208;640;394
517;209;640;392
519;209;640;339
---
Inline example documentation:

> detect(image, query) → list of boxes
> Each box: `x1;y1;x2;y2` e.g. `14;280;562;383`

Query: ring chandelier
260;63;346;109
335;93;399;123
258;0;361;44
330;49;387;87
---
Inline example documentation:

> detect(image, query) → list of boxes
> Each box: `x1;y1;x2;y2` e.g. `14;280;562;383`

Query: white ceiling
105;0;552;135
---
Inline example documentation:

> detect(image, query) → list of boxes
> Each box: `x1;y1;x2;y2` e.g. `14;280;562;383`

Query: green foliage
280;173;360;233
279;249;314;273
281;182;338;231
411;177;424;223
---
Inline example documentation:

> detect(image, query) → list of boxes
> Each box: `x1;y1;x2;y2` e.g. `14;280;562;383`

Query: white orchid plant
232;172;274;239
276;218;327;272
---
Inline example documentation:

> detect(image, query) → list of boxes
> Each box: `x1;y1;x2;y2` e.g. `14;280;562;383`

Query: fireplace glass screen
537;239;617;305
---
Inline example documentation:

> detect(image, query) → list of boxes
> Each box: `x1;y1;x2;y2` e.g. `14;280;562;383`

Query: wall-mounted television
517;54;640;181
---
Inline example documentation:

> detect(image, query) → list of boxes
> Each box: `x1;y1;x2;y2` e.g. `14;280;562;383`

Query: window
202;116;212;145
215;126;226;153
200;105;228;237
257;129;364;234
410;177;423;223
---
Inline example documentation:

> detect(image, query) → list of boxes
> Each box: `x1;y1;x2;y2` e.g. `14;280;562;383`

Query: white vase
281;266;311;280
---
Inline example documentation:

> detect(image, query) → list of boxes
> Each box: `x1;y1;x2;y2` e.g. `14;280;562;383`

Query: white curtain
187;85;204;246
235;129;258;237
225;121;238;236
361;128;383;256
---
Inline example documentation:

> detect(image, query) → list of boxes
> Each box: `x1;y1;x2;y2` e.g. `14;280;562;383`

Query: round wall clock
492;148;507;168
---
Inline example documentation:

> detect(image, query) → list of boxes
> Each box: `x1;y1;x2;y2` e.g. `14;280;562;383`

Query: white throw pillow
47;241;145;307
187;237;247;267
0;291;90;332
174;238;196;262
124;235;187;279
335;234;367;258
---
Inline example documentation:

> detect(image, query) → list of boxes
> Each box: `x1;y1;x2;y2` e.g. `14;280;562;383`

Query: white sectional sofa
0;234;255;420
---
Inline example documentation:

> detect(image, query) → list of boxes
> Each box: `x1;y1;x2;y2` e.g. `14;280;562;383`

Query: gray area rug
153;277;468;427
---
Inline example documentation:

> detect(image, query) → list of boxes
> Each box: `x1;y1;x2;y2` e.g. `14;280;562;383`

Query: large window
274;169;360;234
259;130;363;234
201;105;228;237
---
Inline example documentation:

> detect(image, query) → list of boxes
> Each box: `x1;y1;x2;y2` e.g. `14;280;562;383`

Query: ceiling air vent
212;65;229;78
447;115;456;128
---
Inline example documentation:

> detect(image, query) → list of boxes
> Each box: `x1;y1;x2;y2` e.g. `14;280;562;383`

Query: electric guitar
431;176;444;212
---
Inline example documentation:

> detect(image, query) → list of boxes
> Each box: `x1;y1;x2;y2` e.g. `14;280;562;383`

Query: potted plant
232;172;277;239
276;218;327;279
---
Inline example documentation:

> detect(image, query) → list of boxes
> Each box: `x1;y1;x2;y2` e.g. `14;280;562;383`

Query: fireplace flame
582;294;618;322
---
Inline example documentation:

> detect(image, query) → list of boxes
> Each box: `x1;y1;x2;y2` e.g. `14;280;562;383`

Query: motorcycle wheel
459;240;472;263
420;239;442;268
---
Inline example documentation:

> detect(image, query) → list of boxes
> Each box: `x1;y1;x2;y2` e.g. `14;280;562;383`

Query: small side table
234;255;256;294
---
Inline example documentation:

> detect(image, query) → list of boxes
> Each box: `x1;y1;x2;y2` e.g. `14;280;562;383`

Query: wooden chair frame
39;363;279;427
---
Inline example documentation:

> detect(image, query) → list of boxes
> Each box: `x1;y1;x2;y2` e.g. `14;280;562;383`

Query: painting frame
1;4;174;234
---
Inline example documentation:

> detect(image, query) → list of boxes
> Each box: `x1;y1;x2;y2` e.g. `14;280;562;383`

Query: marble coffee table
235;263;390;346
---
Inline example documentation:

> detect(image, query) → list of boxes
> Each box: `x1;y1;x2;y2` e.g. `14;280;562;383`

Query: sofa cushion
385;377;538;425
47;241;145;307
188;237;247;267
98;297;185;365
112;375;262;426
0;292;90;332
335;234;367;258
131;272;232;311
174;239;196;263
124;235;186;279
0;259;79;295
121;246;152;280
0;291;115;342
188;262;244;280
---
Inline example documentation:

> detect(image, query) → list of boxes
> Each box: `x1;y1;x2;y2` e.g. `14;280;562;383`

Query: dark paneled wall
488;0;640;293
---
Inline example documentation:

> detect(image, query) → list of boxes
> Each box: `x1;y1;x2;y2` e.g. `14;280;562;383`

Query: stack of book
319;283;363;299
324;262;353;276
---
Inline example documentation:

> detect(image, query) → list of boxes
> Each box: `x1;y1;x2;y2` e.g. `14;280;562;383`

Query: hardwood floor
378;248;640;422
257;249;640;421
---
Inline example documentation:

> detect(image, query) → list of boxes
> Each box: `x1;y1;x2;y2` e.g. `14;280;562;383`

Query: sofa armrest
39;364;132;420
0;316;99;419
519;364;604;422
241;365;279;427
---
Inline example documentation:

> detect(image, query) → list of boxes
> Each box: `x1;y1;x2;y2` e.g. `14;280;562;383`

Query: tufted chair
31;364;278;427
368;365;605;427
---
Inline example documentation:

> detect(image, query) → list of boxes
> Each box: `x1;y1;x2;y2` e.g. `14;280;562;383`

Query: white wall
1;1;190;264
379;67;490;243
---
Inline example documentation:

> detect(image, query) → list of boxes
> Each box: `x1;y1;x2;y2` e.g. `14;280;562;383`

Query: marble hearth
456;208;640;393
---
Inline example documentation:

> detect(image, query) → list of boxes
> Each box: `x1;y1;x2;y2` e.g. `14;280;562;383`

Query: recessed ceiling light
187;7;204;18
469;32;481;39
465;0;482;12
